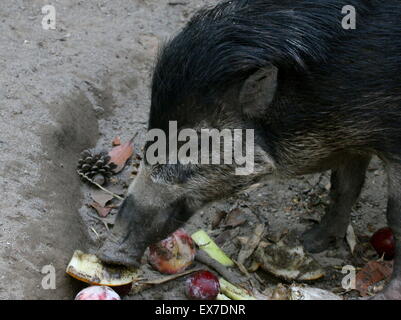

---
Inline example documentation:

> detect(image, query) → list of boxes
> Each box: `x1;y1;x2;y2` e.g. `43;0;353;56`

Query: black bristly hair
149;0;376;131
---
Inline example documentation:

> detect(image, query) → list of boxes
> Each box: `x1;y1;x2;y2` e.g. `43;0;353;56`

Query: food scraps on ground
185;270;220;300
289;286;342;300
66;250;140;287
216;293;231;300
191;230;234;267
370;227;395;260
355;260;393;297
148;229;196;274
254;242;325;281
75;286;121;300
265;284;342;300
218;278;256;300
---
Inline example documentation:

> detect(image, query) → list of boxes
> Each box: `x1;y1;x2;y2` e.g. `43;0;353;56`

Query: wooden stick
195;250;242;284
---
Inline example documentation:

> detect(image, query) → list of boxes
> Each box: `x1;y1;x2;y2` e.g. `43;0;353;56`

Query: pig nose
98;250;141;269
97;238;143;269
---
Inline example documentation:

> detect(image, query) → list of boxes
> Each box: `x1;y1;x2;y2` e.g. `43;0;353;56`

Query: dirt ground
0;0;389;300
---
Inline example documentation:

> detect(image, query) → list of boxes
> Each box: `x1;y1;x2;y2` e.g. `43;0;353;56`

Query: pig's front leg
371;162;401;300
302;154;371;253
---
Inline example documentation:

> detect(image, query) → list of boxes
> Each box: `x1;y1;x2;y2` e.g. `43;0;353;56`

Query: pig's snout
97;164;192;269
97;236;144;269
97;194;148;268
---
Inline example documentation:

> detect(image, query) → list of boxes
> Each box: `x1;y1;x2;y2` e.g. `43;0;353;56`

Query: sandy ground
0;0;389;300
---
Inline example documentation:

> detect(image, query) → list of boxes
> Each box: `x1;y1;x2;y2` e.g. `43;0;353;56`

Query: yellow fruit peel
66;250;140;287
191;230;234;267
219;278;256;300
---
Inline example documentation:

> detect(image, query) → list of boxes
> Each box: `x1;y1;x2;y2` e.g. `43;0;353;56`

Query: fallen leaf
109;138;134;173
215;228;240;246
91;189;114;207
346;224;357;254
237;224;265;266
356;260;393;297
223;208;246;228
90;202;112;218
212;210;227;229
112;136;121;146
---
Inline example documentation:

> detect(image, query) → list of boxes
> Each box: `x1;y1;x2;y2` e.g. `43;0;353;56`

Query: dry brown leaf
223;208;246;228
237;224;265;266
109;138;134;173
355;260;393;297
90;202;112;218
90;189;114;207
212;210;228;229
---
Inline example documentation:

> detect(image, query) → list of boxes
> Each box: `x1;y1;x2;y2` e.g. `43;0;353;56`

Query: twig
195;250;242;284
234;259;251;278
131;268;202;295
78;171;124;201
90;227;100;239
142;268;203;285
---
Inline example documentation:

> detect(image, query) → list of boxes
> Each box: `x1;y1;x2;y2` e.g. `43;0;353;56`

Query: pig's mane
149;0;375;128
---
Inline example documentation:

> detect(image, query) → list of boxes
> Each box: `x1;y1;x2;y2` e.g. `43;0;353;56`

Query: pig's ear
239;65;278;117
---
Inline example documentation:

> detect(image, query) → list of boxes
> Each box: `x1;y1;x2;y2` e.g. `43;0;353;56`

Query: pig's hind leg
371;161;401;300
302;154;371;253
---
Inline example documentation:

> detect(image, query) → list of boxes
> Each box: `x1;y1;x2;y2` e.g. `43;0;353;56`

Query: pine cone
77;149;117;185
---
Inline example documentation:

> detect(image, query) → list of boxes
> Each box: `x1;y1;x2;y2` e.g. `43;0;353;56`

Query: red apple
185;270;220;300
75;286;121;300
370;227;396;260
149;229;196;274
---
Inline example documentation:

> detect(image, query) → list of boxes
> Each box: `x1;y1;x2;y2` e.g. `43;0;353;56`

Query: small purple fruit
185;271;220;300
370;227;395;260
75;286;121;300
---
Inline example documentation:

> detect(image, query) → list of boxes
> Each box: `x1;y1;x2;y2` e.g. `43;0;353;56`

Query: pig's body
100;0;401;299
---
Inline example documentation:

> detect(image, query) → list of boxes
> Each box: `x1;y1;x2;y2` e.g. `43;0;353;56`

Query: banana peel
66;250;140;287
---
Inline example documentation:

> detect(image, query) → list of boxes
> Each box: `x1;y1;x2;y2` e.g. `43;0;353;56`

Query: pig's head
98;67;278;268
98;11;281;267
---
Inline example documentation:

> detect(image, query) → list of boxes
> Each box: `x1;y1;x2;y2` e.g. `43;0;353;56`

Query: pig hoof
302;226;334;253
